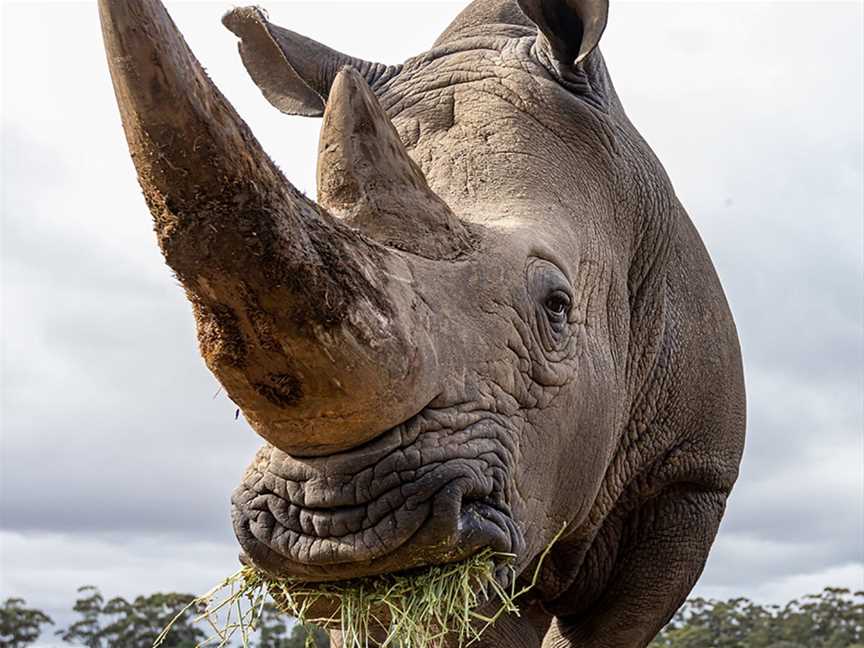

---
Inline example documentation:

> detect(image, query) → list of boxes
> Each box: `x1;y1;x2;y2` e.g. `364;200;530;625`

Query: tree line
2;586;861;647
649;588;864;648
0;587;327;648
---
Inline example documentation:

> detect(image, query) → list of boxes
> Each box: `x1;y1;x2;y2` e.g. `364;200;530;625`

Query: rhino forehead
377;39;619;212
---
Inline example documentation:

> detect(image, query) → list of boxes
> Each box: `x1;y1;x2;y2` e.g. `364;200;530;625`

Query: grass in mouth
155;525;565;648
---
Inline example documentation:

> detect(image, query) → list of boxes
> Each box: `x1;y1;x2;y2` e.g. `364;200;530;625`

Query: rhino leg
543;489;728;648
463;604;553;648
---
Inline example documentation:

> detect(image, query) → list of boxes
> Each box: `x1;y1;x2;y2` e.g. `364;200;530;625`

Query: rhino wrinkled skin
98;0;746;645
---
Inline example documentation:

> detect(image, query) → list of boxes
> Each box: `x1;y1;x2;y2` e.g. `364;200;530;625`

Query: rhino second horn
317;68;474;260
98;0;441;456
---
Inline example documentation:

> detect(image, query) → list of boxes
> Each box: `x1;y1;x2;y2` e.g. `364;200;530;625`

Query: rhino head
99;0;745;645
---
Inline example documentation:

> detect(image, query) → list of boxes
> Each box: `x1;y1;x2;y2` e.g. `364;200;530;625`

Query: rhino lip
231;414;523;582
234;494;516;583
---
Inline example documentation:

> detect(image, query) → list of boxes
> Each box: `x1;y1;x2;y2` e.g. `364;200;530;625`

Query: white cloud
697;559;864;605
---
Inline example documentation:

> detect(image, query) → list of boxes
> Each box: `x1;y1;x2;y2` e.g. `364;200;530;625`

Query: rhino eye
545;292;571;319
527;257;573;340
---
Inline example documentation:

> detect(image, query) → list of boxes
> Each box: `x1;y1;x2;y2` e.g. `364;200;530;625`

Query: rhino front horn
98;0;442;456
317;68;474;260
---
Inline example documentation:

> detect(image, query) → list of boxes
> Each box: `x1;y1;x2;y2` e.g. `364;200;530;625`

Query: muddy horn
98;0;441;456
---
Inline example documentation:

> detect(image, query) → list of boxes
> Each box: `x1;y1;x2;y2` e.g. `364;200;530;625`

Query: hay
155;525;565;648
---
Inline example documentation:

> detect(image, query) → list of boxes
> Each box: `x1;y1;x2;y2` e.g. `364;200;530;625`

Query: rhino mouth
231;409;524;582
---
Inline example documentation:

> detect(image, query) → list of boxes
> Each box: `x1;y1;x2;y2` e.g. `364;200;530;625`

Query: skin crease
98;0;746;646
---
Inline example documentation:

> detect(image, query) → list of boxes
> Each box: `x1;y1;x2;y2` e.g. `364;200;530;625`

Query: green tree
651;588;864;648
100;593;205;648
59;586;105;648
255;602;329;648
0;598;54;648
774;588;864;648
284;624;329;648
256;602;290;647
59;586;204;648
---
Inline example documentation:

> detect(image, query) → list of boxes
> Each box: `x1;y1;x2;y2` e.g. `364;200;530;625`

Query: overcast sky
1;1;862;645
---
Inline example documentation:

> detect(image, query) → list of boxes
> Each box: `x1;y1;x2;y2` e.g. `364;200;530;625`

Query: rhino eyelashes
545;291;572;318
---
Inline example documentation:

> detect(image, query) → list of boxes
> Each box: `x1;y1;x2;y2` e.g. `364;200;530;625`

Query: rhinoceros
98;0;746;645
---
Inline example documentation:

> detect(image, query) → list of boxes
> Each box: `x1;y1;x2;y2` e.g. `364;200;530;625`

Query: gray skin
98;0;746;646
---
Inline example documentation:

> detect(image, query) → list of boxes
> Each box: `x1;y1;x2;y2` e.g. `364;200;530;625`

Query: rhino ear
223;7;400;117
517;0;609;66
